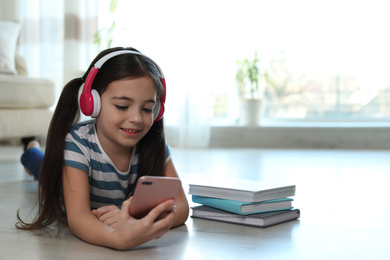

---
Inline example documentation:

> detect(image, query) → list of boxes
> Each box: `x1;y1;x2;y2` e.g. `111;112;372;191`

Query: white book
189;180;296;202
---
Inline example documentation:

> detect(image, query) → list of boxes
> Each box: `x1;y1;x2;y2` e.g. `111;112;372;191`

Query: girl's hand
111;197;176;250
92;205;121;228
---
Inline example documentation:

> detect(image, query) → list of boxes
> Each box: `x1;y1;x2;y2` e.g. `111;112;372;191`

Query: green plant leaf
109;0;118;13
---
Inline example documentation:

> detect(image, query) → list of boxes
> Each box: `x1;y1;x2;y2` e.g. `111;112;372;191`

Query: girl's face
96;76;157;153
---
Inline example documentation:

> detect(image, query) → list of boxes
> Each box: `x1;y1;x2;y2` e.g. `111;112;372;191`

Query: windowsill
166;120;390;149
211;118;390;128
208;124;390;149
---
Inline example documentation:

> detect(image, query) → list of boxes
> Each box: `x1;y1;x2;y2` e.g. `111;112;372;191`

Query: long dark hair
16;47;166;230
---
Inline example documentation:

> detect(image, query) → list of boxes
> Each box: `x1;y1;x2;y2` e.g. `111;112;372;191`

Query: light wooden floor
1;144;390;259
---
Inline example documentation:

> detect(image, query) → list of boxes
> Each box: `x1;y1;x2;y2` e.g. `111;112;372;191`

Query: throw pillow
0;21;21;75
15;52;28;76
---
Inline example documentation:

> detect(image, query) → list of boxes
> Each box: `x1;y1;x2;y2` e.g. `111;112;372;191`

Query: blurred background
1;0;389;148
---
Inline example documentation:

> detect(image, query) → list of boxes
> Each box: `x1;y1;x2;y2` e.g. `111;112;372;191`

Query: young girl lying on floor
17;47;189;250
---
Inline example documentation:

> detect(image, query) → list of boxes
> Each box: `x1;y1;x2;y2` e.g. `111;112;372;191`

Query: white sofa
0;70;55;141
0;21;55;142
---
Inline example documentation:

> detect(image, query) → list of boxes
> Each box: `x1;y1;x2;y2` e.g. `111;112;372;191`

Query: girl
16;47;189;250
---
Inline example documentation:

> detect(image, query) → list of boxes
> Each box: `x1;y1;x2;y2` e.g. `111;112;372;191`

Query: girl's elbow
182;205;190;222
65;212;87;237
66;217;79;235
173;204;190;227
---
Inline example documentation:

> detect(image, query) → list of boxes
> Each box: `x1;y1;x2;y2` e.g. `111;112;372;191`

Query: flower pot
239;98;262;126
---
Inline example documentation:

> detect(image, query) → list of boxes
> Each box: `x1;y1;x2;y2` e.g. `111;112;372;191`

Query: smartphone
129;176;182;219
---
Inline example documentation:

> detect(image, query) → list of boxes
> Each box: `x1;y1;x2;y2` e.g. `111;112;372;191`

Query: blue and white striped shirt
64;121;171;209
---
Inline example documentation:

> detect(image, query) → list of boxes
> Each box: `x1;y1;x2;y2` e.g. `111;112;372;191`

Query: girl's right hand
110;197;176;250
92;205;121;228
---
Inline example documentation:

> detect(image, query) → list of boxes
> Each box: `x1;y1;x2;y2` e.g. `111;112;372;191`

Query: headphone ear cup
158;102;165;121
153;100;161;122
153;100;165;123
80;91;93;116
91;89;101;117
80;67;99;116
152;78;166;124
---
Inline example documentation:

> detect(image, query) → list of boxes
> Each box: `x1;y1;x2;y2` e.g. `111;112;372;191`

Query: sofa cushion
0;21;20;75
0;75;55;108
0;109;52;139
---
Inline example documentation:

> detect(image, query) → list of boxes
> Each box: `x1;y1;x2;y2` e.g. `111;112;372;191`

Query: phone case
129;176;181;219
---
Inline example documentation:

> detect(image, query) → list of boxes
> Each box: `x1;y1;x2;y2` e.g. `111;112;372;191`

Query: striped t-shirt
64;121;171;209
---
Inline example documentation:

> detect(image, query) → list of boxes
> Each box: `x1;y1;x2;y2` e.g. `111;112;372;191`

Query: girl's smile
120;127;141;137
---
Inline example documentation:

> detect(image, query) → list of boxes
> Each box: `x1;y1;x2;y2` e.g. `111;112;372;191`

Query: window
98;0;390;126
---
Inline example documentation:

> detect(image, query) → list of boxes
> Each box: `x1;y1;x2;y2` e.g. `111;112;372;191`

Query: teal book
192;195;293;215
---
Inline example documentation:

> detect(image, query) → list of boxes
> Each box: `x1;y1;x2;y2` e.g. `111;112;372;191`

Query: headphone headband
80;49;166;123
94;50;165;79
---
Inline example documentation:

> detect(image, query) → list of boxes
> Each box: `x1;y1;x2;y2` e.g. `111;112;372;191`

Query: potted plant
236;51;268;125
93;0;118;50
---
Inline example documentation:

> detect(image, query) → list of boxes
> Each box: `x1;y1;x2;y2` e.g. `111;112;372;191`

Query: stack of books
189;181;300;228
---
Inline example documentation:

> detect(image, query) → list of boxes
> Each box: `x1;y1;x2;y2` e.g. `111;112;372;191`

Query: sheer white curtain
17;0;98;98
99;0;212;148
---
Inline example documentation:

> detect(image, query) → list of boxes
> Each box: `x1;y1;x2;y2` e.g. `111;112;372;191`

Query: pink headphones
79;50;166;123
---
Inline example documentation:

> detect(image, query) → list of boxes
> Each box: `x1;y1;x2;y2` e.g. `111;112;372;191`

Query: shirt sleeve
64;133;90;174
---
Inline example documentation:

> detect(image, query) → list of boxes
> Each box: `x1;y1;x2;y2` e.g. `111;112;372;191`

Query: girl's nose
128;108;142;123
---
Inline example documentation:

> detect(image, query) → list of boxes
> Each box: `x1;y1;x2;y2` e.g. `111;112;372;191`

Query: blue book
192;195;293;215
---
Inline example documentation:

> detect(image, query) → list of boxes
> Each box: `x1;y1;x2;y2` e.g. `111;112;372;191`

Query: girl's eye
143;108;153;113
115;105;128;111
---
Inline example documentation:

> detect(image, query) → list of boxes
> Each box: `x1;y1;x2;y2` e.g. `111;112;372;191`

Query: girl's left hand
92;205;121;228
